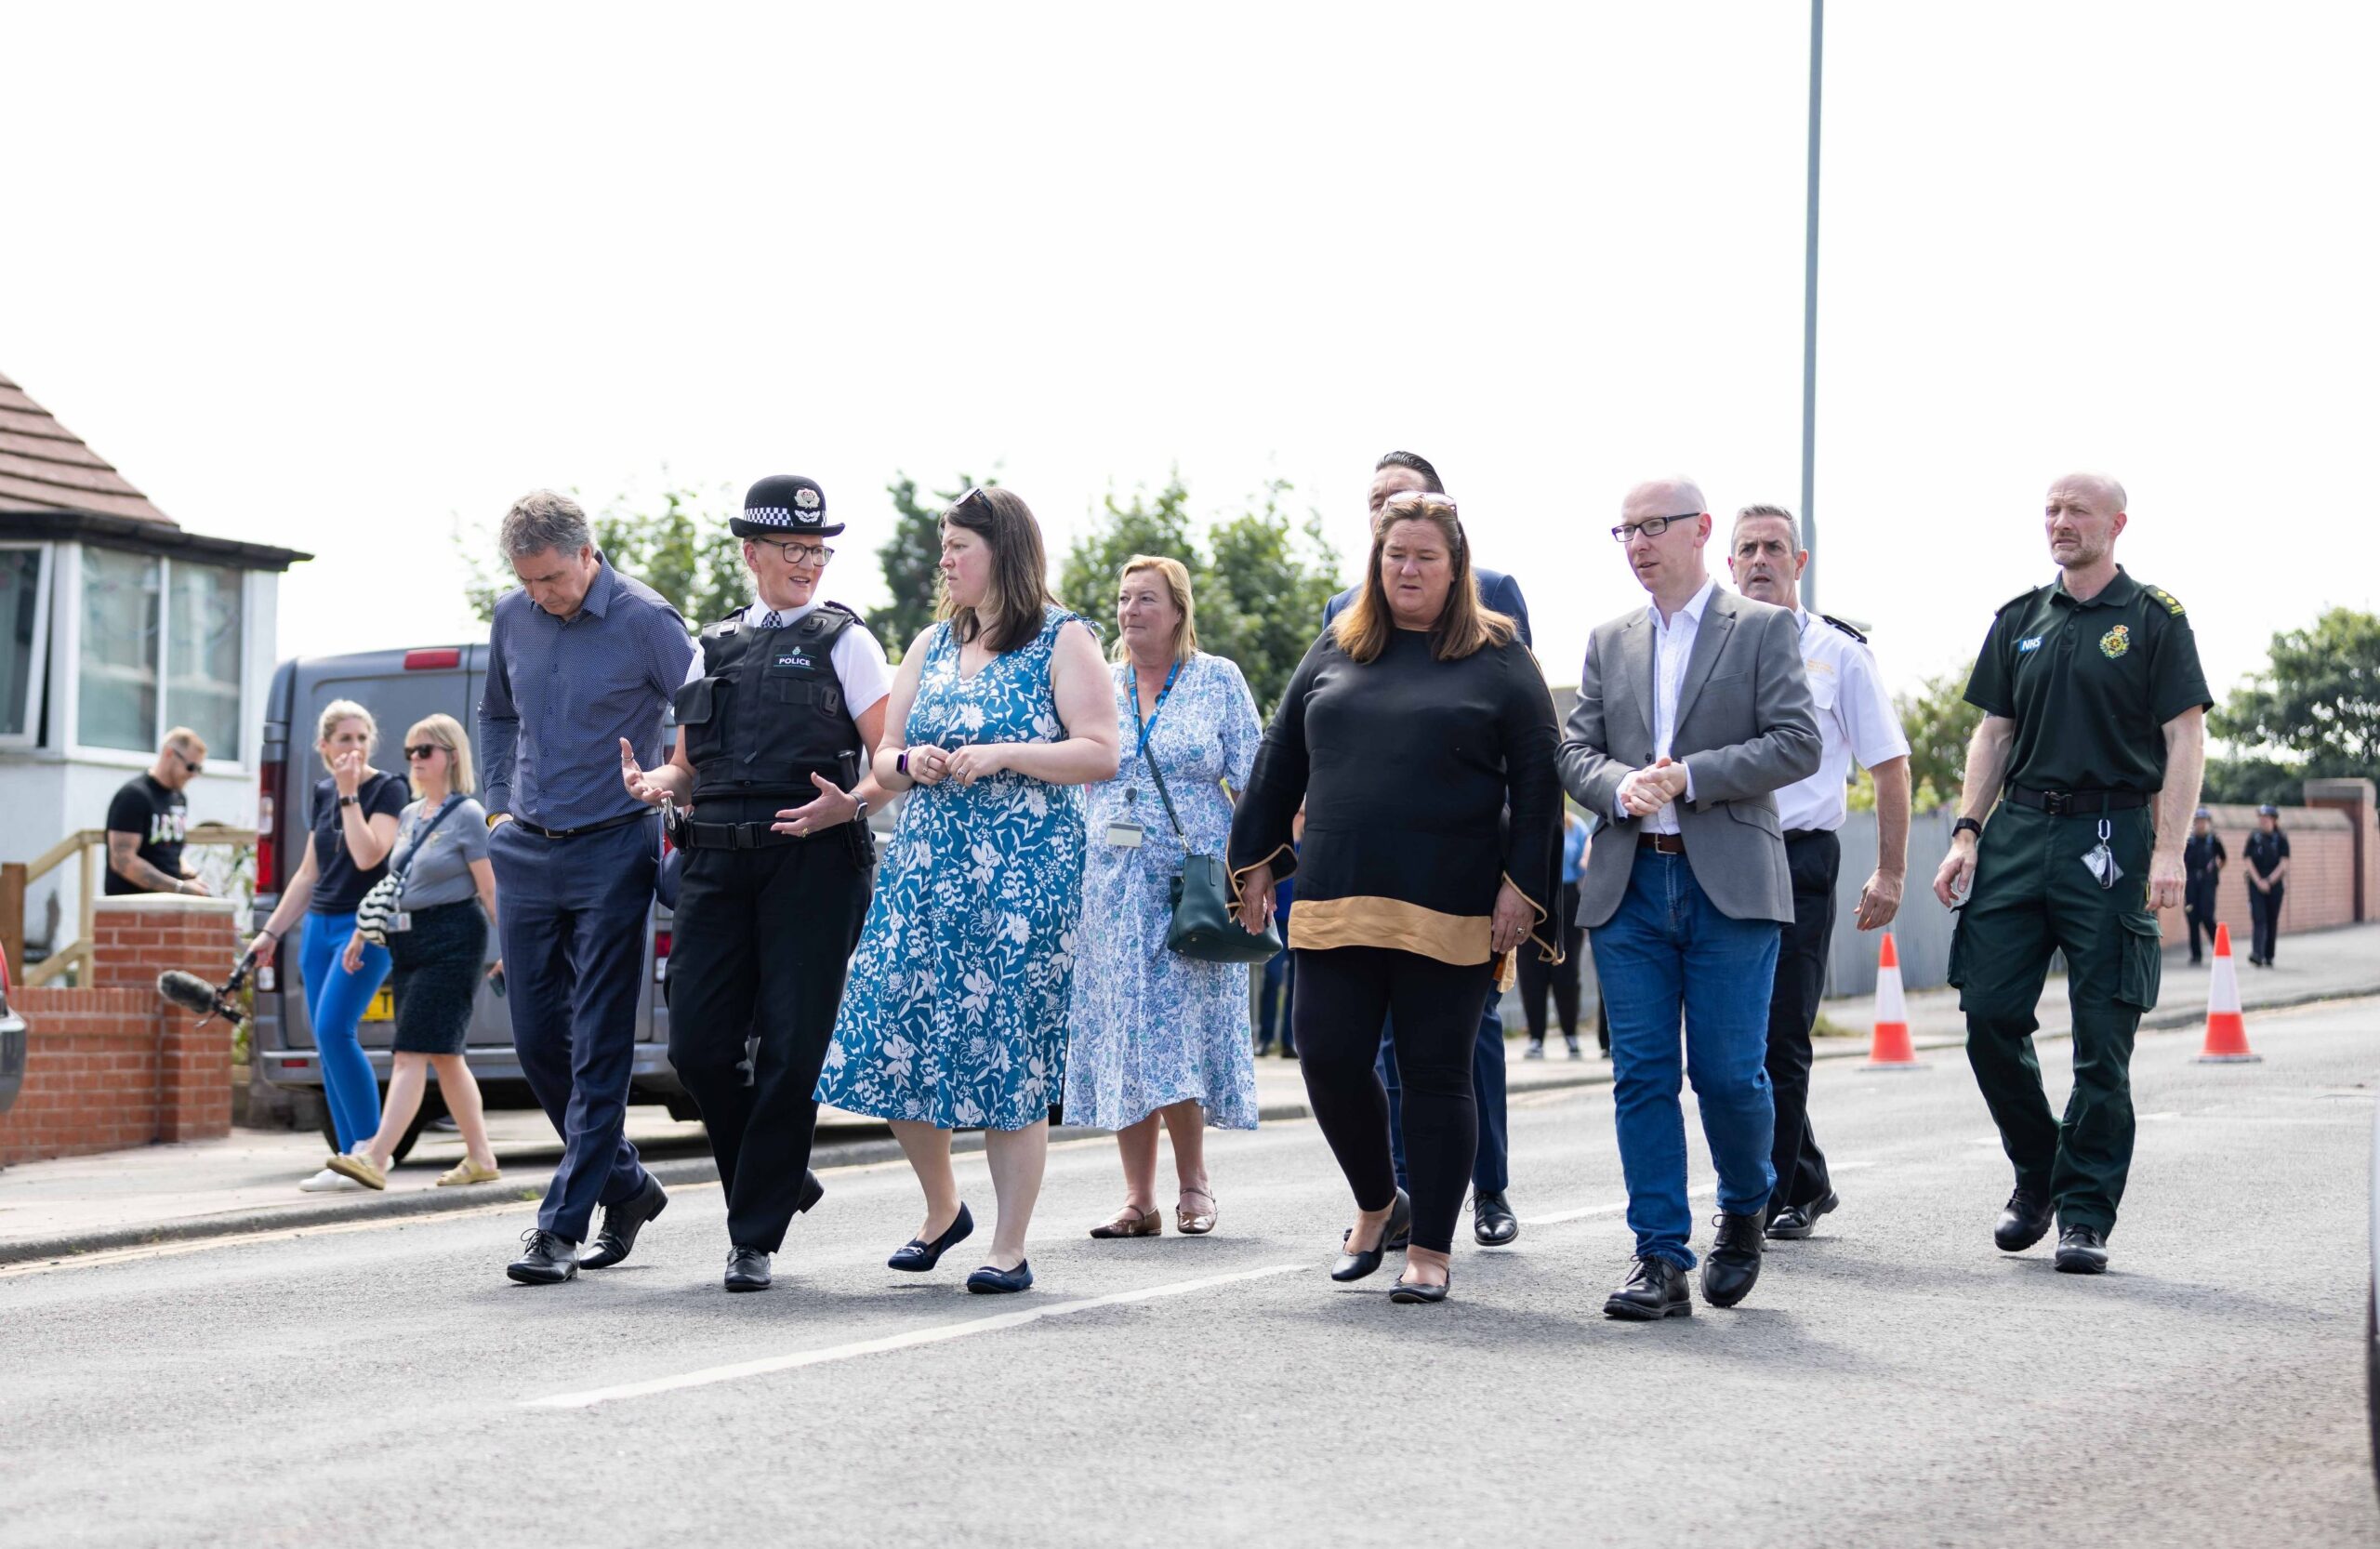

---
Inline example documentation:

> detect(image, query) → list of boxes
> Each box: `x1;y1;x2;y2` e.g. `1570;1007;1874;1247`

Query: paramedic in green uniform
1932;473;2210;1277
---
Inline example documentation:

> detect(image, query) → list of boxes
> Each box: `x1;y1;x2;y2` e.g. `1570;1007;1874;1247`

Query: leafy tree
1896;666;1986;812
1056;473;1195;644
2210;607;2380;788
457;482;745;629
871;472;996;660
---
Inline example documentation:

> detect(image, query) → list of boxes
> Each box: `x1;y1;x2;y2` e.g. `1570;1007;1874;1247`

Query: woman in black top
1229;491;1562;1304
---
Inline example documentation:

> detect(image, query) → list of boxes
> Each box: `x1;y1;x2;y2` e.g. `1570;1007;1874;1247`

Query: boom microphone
158;965;250;1026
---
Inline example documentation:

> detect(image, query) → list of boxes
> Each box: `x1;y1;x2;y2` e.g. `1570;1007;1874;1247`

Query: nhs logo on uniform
2017;636;2045;654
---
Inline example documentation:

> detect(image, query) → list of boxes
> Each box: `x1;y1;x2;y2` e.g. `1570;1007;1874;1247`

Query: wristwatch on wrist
1952;816;1984;841
338;793;361;808
853;798;870;825
894;750;909;778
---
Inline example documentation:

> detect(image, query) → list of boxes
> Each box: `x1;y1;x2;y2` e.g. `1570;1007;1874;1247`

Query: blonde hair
163;726;208;758
404;713;476;797
316;699;378;756
1111;555;1198;665
1330;491;1514;664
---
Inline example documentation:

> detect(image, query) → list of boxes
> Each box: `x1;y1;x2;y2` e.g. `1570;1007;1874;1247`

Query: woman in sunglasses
325;714;504;1189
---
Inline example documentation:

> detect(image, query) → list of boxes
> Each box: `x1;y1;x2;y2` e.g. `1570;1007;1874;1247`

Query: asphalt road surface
7;1000;2376;1549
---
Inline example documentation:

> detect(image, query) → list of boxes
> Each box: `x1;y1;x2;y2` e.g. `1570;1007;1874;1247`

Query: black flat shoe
2054;1225;2109;1275
889;1202;974;1272
1330;1189;1411;1282
1604;1255;1692;1320
507;1228;579;1286
578;1174;668;1270
1765;1190;1840;1240
1700;1211;1765;1307
965;1259;1034;1294
724;1246;773;1292
796;1170;825;1215
1390;1267;1451;1305
1473;1189;1519;1247
1994;1187;2054;1252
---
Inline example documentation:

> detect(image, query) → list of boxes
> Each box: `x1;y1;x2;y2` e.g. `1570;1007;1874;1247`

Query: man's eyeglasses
404;744;443;761
754;539;835;568
1610;512;1704;543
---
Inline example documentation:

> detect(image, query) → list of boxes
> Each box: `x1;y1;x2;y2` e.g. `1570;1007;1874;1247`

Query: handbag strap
1140;741;1190;845
389;796;464;880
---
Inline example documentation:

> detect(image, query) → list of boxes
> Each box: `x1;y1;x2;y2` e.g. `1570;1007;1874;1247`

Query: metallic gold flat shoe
324;1152;387;1191
435;1158;502;1187
1175;1187;1218;1236
1089;1206;1162;1239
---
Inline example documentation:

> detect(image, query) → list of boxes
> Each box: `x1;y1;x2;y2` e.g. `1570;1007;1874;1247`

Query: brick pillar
90;894;238;1143
2305;777;2376;923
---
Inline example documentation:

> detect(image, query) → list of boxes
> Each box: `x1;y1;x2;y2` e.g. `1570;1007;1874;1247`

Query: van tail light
404;648;462;670
257;761;282;890
652;930;671;985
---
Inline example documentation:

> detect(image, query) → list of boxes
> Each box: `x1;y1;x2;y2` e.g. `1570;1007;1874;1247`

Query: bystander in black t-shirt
310;772;411;916
103;774;190;895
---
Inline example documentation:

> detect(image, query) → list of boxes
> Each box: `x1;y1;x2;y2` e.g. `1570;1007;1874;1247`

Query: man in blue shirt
479;490;696;1285
1320;450;1532;1248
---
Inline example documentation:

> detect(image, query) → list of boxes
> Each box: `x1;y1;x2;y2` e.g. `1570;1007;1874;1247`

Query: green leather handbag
1144;753;1284;965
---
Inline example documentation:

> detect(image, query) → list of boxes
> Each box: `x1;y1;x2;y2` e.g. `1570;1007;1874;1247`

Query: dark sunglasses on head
404;744;444;761
949;486;992;518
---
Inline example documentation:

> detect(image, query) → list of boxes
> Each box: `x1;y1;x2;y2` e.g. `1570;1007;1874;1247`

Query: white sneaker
298;1167;364;1193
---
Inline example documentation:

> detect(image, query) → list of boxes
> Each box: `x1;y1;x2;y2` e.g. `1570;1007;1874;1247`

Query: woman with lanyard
1064;555;1263;1238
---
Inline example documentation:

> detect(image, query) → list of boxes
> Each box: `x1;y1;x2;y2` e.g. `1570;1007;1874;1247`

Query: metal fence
1824;808;1960;1000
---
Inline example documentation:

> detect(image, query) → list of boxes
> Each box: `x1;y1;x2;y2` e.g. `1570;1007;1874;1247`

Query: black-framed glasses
404;744;443;761
753;538;835;567
1610;512;1704;543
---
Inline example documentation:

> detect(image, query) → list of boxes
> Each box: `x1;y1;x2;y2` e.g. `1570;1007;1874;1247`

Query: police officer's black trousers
2250;881;2284;964
666;810;870;1255
1763;829;1838;1218
2184;879;2219;962
1951;803;2162;1236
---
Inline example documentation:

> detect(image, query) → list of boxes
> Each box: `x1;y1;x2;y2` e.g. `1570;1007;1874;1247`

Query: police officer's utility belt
2003;784;2151;816
671;816;822;850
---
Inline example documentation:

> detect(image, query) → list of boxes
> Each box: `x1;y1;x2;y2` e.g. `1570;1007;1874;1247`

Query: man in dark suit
1321;450;1532;1248
1558;477;1819;1319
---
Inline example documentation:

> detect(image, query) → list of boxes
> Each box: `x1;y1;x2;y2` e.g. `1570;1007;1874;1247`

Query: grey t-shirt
394;797;491;909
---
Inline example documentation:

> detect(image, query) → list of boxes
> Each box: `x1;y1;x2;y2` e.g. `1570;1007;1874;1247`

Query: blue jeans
1590;849;1779;1268
300;911;390;1152
1379;990;1511;1196
1258;948;1296;1052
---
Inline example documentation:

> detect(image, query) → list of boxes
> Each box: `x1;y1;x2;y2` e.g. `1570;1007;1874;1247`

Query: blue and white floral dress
1061;651;1263;1132
817;605;1090;1132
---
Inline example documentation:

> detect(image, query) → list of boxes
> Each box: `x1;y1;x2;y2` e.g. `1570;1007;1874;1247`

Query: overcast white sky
5;4;2373;708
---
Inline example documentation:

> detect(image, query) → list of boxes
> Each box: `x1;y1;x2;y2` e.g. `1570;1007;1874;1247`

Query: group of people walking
251;450;2211;1314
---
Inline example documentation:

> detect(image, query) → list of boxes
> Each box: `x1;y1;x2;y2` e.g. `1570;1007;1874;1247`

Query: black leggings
1292;945;1493;1255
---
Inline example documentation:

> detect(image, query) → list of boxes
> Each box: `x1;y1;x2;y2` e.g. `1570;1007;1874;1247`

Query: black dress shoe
578;1174;668;1270
724;1246;773;1292
1472;1190;1519;1247
1604;1255;1692;1320
1765;1190;1840;1240
507;1228;579;1286
2054;1225;2109;1275
1700;1211;1765;1307
1390;1268;1451;1305
795;1169;826;1216
965;1259;1034;1294
1994;1187;2055;1252
889;1202;974;1272
1331;1189;1411;1282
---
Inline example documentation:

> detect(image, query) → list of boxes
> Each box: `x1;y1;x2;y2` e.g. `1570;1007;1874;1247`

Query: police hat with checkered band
732;474;843;539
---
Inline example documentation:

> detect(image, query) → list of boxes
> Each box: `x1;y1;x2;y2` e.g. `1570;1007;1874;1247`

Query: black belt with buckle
2003;784;2152;815
1637;832;1686;854
679;818;812;851
509;809;651;841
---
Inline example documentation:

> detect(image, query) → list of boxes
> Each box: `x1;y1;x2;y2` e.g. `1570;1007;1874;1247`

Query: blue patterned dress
1062;652;1263;1131
817;605;1091;1131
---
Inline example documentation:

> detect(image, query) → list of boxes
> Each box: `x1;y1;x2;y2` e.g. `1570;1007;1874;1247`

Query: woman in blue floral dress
1064;557;1263;1239
817;486;1118;1294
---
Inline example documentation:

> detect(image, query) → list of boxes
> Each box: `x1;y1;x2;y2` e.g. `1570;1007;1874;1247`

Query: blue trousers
1257;948;1297;1053
1589;849;1779;1269
1380;990;1510;1196
489;816;658;1242
299;910;390;1152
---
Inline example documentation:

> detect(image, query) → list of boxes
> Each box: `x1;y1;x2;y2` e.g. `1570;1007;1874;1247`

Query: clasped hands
902;743;1008;788
1235;866;1532;957
1617;756;1689;819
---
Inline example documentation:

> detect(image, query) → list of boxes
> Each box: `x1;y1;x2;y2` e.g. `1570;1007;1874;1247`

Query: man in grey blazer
1557;477;1820;1320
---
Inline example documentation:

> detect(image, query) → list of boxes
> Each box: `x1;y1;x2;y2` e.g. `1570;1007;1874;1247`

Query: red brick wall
2156;804;2359;947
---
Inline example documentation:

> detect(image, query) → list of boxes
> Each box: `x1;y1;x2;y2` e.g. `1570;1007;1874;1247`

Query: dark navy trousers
1379;992;1511;1196
488;815;657;1242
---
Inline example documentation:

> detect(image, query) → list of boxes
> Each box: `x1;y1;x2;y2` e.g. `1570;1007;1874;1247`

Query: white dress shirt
1772;608;1911;833
1621;576;1715;835
681;596;893;720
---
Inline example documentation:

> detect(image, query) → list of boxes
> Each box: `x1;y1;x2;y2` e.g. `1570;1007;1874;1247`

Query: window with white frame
166;561;243;760
77;546;161;752
0;546;48;740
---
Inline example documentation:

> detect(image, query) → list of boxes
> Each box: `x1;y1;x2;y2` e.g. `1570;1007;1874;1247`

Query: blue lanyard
1130;660;1182;764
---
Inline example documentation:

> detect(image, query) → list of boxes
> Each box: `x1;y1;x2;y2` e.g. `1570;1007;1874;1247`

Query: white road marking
521;1260;1307;1410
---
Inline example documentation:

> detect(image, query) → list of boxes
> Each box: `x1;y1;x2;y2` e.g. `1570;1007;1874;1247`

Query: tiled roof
0;369;173;524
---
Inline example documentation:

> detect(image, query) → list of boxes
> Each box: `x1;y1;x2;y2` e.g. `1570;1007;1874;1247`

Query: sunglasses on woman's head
404;744;443;761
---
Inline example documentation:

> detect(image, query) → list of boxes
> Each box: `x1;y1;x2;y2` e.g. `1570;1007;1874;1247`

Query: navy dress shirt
478;561;695;829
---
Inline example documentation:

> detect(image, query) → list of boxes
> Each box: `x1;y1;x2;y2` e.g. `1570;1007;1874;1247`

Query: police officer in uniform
619;474;893;1291
2182;807;2227;964
1933;473;2210;1276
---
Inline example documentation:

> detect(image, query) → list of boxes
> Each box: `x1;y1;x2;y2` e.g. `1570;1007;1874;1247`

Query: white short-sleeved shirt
1774;608;1911;833
681;598;893;722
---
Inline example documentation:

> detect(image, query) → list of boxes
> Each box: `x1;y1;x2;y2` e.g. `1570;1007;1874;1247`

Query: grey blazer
1557;587;1821;927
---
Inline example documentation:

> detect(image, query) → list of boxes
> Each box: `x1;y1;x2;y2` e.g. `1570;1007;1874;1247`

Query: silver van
249;643;689;1158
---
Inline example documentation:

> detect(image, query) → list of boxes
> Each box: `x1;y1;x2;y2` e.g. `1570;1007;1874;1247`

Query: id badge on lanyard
1112;660;1180;848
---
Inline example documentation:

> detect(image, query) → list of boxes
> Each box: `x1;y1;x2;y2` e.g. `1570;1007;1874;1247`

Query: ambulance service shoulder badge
2099;624;2131;659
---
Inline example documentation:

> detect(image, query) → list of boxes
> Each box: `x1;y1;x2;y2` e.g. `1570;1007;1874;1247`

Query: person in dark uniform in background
2182;807;2226;965
2243;805;2290;967
1933;473;2210;1277
619;475;892;1292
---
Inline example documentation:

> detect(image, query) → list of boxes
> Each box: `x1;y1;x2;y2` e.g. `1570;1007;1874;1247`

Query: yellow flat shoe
324;1153;387;1191
435;1158;502;1187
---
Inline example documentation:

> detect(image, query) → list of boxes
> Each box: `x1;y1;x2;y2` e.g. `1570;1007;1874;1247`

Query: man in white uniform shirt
1727;503;1911;1240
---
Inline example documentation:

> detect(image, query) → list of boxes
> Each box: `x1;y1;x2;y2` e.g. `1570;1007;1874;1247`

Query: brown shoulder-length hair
1110;554;1198;665
938;485;1058;655
1330;491;1515;664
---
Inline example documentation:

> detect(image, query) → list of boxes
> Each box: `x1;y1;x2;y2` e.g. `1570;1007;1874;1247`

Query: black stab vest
673;603;867;801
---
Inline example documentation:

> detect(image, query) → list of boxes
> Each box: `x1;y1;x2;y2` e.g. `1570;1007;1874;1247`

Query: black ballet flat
1330;1189;1411;1283
1389;1267;1451;1305
965;1259;1035;1294
889;1202;974;1272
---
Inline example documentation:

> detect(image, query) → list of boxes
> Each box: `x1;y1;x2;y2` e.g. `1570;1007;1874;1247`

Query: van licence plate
364;986;394;1023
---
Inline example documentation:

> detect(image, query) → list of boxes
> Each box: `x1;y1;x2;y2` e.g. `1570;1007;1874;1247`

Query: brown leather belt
1637;832;1686;854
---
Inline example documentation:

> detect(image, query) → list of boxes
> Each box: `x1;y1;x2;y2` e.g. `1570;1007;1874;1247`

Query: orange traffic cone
2194;922;2260;1063
1863;931;1920;1068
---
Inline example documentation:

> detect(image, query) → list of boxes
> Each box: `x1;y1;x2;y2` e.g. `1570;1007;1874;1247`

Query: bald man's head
2043;471;2128;575
1617;477;1713;606
2050;472;2127;515
1623;477;1708;518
